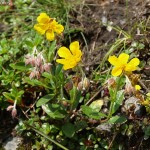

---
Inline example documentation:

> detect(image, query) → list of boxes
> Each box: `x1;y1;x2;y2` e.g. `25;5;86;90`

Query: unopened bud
7;105;14;111
29;71;36;79
107;78;116;88
39;65;44;73
43;63;51;72
29;56;36;66
77;77;90;91
77;81;83;91
83;77;90;90
35;70;41;79
35;54;43;67
11;108;17;118
62;100;68;107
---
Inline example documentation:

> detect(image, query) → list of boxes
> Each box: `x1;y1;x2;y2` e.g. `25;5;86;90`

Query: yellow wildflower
108;53;140;76
135;85;141;91
34;13;64;41
56;41;82;70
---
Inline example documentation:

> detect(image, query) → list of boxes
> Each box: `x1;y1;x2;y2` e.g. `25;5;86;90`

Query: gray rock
3;137;22;150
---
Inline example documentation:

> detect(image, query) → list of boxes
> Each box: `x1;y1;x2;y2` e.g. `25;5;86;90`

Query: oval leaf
36;94;54;107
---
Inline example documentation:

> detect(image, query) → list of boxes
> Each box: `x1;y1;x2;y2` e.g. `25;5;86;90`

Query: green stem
25;123;69;150
78;65;85;78
108;75;122;118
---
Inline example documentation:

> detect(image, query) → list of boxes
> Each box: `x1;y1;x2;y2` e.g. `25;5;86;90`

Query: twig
85;86;104;106
108;133;117;150
138;80;149;93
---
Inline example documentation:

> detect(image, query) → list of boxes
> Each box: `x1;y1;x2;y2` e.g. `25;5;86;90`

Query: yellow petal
69;41;80;56
56;59;68;65
56;59;76;70
34;24;46;35
46;30;55;41
125;58;140;72
37;13;50;24
118;53;129;64
108;55;118;66
57;47;72;59
111;67;123;76
55;24;64;34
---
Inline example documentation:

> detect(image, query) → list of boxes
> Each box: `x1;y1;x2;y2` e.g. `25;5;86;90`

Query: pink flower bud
35;54;43;67
39;65;44;73
30;56;36;66
7;105;14;111
29;71;36;79
11;108;17;118
107;78;116;88
43;63;51;72
35;70;41;79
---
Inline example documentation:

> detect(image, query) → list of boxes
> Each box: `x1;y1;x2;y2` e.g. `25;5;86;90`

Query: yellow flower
56;41;82;70
34;13;64;41
135;85;141;91
108;53;140;76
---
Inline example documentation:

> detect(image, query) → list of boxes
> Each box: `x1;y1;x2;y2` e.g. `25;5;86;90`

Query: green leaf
62;123;75;138
89;100;104;112
112;90;124;114
10;62;30;71
81;105;106;120
23;77;50;89
41;123;51;135
3;92;14;101
34;34;43;46
108;115;127;124
42;104;66;119
42;72;53;79
70;86;81;110
25;40;34;48
55;64;63;75
75;121;88;132
36;94;54;107
48;40;56;62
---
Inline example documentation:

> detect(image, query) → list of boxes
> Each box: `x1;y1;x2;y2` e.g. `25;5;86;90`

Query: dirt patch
69;0;150;72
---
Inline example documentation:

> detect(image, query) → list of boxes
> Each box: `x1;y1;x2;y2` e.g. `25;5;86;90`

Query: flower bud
7;105;14;111
77;77;90;91
30;56;36;66
83;77;90;90
11;108;17;118
77;81;83;91
29;71;36;79
43;63;51;72
35;70;41;79
39;65;44;73
35;54;43;67
107;78;116;88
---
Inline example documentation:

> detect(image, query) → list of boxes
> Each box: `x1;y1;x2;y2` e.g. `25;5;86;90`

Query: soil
0;0;150;149
69;0;150;76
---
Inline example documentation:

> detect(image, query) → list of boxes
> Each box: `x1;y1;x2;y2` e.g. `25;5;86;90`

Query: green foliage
0;0;148;149
81;105;106;120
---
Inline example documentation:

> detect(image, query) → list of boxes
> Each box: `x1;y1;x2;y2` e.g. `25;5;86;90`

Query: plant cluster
0;1;150;149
